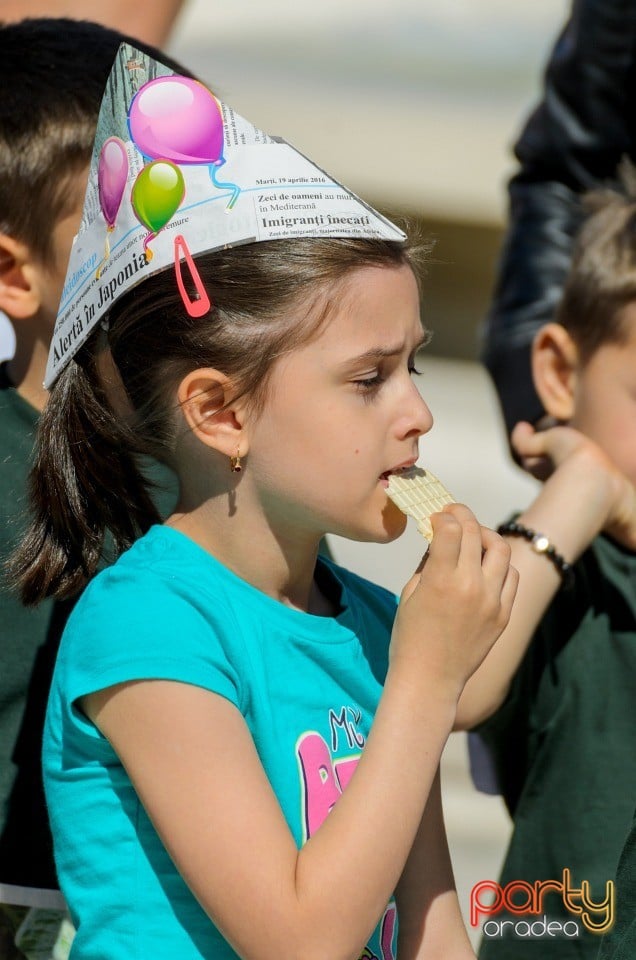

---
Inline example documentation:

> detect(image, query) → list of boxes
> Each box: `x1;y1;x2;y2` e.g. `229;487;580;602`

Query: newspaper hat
45;43;406;388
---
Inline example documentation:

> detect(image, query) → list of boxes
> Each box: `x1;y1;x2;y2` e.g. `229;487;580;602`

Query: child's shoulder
90;523;196;581
70;525;233;636
56;526;245;710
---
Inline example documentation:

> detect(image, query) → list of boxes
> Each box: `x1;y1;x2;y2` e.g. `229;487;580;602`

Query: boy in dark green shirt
455;186;636;960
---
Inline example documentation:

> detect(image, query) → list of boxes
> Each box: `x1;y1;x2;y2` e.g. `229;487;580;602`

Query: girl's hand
512;421;636;551
390;503;518;703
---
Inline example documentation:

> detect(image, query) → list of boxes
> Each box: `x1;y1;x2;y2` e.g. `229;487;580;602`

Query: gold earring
230;447;242;473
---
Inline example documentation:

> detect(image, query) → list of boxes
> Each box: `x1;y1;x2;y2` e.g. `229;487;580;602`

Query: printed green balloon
131;160;185;255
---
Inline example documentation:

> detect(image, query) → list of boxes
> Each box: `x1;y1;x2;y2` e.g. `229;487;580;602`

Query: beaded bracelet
496;520;575;589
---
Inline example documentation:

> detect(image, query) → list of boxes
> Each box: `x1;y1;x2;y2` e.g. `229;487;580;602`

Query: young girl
11;54;517;960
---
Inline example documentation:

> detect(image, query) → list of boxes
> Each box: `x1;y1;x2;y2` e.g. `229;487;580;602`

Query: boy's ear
531;322;579;422
177;368;248;458
0;233;42;320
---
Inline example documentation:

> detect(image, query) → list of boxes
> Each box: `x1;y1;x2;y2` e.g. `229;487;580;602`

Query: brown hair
12;233;425;604
556;175;636;362
0;18;192;264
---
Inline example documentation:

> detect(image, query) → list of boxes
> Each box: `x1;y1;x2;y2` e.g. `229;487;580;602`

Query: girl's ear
0;233;42;320
531;322;579;422
177;368;248;457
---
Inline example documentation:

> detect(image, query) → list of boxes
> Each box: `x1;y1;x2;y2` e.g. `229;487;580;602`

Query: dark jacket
481;0;636;436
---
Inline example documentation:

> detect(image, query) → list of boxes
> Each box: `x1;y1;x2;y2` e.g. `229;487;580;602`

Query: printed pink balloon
98;137;129;228
128;76;225;166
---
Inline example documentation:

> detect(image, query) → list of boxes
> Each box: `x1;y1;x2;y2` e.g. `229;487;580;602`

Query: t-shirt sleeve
58;565;243;711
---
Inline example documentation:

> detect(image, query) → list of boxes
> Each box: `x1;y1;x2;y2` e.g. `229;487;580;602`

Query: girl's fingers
454;504;485;568
427;503;486;573
480;524;512;572
441;511;516;600
500;562;520;620
426;505;516;609
479;526;516;614
427;506;467;567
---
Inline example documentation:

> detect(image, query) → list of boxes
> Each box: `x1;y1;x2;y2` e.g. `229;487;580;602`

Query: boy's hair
556;167;636;362
11;234;427;605
0;18;191;264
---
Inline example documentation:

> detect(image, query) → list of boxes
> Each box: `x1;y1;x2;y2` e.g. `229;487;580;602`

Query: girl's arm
455;422;636;730
84;505;515;960
395;768;475;960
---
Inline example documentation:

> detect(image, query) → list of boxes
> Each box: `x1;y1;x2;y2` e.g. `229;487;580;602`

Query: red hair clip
174;234;212;318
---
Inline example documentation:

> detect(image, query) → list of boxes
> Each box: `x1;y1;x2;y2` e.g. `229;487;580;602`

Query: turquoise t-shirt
44;525;399;960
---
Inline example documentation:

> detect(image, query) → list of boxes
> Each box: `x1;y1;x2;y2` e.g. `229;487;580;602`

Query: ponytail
9;341;160;605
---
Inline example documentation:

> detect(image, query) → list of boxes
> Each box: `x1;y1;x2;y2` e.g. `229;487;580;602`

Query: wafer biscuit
386;466;455;541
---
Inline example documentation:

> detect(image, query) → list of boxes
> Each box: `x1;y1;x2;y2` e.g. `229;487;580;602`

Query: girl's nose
401;379;434;439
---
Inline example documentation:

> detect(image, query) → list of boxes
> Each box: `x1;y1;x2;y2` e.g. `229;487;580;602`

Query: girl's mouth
379;464;414;488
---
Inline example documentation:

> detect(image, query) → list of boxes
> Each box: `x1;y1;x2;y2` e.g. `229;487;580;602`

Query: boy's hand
512;421;636;551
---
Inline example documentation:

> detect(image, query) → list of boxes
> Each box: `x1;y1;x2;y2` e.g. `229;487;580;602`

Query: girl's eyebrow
339;331;429;369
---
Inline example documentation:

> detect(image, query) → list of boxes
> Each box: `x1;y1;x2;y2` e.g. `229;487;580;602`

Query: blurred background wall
167;0;570;358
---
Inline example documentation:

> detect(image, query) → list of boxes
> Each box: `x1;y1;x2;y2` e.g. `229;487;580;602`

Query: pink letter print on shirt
296;729;397;960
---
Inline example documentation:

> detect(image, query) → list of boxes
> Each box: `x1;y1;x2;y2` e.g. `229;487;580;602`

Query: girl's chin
350;513;408;545
325;498;407;544
381;519;408;543
382;501;408;539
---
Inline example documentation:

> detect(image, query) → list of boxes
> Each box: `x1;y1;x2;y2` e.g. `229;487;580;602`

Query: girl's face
245;263;433;543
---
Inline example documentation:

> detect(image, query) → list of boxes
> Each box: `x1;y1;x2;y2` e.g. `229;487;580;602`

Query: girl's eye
353;362;420;396
354;373;385;394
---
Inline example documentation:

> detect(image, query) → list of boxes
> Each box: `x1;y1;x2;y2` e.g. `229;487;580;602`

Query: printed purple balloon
128;76;225;166
98;137;129;228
